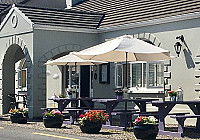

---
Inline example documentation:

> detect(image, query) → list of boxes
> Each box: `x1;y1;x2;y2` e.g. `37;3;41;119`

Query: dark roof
0;0;29;4
15;4;104;29
72;0;200;28
0;3;9;11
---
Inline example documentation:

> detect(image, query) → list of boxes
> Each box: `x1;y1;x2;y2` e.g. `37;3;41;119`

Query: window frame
115;61;164;89
115;63;123;88
99;63;110;84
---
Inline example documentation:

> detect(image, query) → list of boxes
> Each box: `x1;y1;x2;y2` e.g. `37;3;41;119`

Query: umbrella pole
123;52;128;93
125;52;128;88
75;62;78;122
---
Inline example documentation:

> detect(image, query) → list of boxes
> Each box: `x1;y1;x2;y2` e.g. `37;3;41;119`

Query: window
148;63;164;87
115;63;130;88
115;61;164;88
18;60;27;88
115;64;123;87
99;63;110;84
131;63;147;87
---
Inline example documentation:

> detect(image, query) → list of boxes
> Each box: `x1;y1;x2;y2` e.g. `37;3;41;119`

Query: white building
0;0;199;123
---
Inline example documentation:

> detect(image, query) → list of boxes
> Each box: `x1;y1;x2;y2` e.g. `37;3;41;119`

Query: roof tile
72;0;200;28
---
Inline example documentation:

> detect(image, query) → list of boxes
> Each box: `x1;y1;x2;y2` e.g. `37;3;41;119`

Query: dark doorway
80;66;90;98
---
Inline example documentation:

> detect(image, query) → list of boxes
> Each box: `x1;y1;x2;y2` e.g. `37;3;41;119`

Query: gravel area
1;115;200;140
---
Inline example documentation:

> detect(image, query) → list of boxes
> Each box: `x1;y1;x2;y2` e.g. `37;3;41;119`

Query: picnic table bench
111;111;138;128
63;108;87;125
133;112;190;120
170;114;200;136
151;101;200;137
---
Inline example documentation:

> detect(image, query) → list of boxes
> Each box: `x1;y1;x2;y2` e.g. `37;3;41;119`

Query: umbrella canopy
75;35;170;62
45;52;107;66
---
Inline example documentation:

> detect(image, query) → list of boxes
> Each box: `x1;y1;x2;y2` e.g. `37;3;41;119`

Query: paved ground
1;115;200;140
0;124;107;140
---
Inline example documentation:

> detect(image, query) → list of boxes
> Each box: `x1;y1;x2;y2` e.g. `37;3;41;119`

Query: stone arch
133;32;171;92
133;32;162;47
37;44;83;108
1;35;32;114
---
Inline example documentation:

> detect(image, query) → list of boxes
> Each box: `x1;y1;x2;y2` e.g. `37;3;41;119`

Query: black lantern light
174;42;182;57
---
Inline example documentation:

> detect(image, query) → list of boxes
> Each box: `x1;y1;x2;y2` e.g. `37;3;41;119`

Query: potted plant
115;88;123;100
58;93;67;98
79;110;109;134
9;108;28;124
43;109;63;128
168;91;177;101
133;116;158;139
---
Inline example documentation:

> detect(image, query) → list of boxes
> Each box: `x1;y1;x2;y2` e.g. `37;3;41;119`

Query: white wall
98;17;200;125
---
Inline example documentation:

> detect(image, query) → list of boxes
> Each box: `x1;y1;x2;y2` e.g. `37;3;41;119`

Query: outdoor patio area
1;114;200;140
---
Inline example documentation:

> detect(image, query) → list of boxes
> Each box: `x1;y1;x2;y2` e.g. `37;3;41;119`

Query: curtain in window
116;64;123;87
132;63;142;87
148;63;164;87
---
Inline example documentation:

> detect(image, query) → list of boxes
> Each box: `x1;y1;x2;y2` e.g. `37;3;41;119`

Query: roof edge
34;24;98;34
0;4;33;31
99;12;200;33
15;3;105;16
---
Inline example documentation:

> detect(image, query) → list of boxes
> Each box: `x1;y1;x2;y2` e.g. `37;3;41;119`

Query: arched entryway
2;44;26;113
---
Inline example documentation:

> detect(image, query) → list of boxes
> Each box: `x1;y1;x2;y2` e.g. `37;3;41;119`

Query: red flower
79;114;85;118
135;116;142;123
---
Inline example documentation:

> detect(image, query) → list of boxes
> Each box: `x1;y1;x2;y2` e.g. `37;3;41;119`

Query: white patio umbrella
45;52;107;66
75;35;170;88
45;52;107;98
75;35;170;62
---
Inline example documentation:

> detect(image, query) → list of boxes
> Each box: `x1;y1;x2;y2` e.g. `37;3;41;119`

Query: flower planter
170;95;176;101
80;121;102;134
10;113;28;124
115;90;123;100
116;95;123;100
134;124;158;139
43;116;63;128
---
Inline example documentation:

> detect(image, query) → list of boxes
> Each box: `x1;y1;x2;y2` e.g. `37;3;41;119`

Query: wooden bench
133;111;159;119
63;108;87;125
170;114;200;136
111;110;139;128
40;108;58;111
8;94;24;109
133;112;190;119
113;109;139;112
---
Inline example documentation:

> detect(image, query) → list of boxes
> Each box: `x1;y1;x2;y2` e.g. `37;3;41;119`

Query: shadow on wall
183;50;195;69
182;39;195;69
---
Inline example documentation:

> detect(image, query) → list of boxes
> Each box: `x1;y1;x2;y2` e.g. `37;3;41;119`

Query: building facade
0;0;199;124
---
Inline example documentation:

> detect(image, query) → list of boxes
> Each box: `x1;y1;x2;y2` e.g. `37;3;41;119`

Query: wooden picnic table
92;98;158;126
48;97;95;124
49;97;94;112
151;100;200;137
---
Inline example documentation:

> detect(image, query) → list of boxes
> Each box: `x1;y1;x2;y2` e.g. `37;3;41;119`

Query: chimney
66;0;83;9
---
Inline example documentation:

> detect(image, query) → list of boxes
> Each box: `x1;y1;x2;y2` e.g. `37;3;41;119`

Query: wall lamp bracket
176;35;184;42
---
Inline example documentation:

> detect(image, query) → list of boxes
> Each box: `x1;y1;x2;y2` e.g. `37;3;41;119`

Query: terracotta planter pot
134;124;158;139
80;121;102;134
10;113;28;124
43;116;63;128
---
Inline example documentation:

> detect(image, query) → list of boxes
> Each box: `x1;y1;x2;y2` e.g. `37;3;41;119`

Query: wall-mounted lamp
174;42;182;57
176;35;184;42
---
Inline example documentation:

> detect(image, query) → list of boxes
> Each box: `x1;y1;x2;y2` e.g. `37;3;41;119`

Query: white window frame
115;63;123;88
129;61;164;89
115;61;164;89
